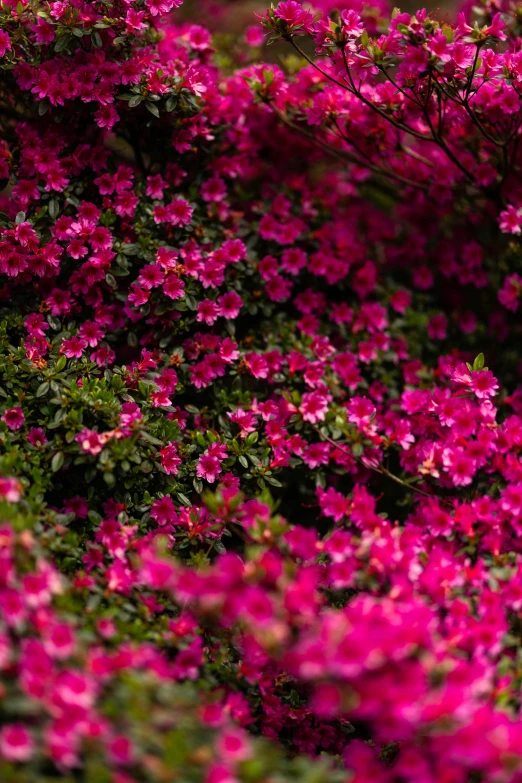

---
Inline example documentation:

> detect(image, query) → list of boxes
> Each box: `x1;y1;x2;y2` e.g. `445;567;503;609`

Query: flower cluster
2;0;522;780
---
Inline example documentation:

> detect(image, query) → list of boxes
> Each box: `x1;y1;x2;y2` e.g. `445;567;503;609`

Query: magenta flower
160;443;182;476
196;453;223;483
0;477;22;503
216;728;252;763
150;496;177;526
75;428;106;455
499;205;522;234
0;725;34;762
60;336;87;359
2;407;25;431
470;370;499;400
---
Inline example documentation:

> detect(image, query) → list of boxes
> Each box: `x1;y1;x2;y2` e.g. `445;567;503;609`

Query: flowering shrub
3;0;522;780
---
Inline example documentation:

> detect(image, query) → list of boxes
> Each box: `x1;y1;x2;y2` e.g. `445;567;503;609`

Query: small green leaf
352;443;363;457
36;381;50;398
473;352;485;371
145;102;160;118
54;33;72;52
176;492;191;507
48;198;59;219
51;451;65;472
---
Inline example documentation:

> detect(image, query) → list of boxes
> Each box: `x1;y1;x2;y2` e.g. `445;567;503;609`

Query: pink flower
317;486;350;523
95;105;119;130
302;442;330;468
273;0;313;32
482;12;506;40
0;725;33;762
216;728;252;763
245;352;269;379
0;31;12;58
197;300;220;325
43;623;76;659
76;428;107;455
245;25;265;46
60;336;87;359
54;670;96;709
150;496;177;526
0;477;22;502
160;442;182;475
196;452;223;483
227;409;257;437
219;338;239;363
299;391;332;423
218;291;243;319
168;198;193;226
0;589;25;626
470;370;499;399
442;446;476;486
107;736;134;765
346;396;376;429
2;406;25;430
63;496;88;518
499;274;522;311
164;274;185;300
499;205;522;234
27;427;47;447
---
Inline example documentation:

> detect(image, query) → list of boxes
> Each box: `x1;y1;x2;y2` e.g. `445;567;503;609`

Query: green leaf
48;198;59;220
54;33;72;52
51;451;65;472
140;430;163;446
36;381;50;398
184;294;197;311
145;102;160;118
352;443;363;457
176;492;191;507
473;352;485;371
15;211;25;225
91;31;103;48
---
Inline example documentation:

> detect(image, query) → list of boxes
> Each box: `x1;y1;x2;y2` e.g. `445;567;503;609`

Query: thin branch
309;423;453;507
266;101;430;192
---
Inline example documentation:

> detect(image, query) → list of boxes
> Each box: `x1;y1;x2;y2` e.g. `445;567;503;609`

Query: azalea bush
2;0;522;780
